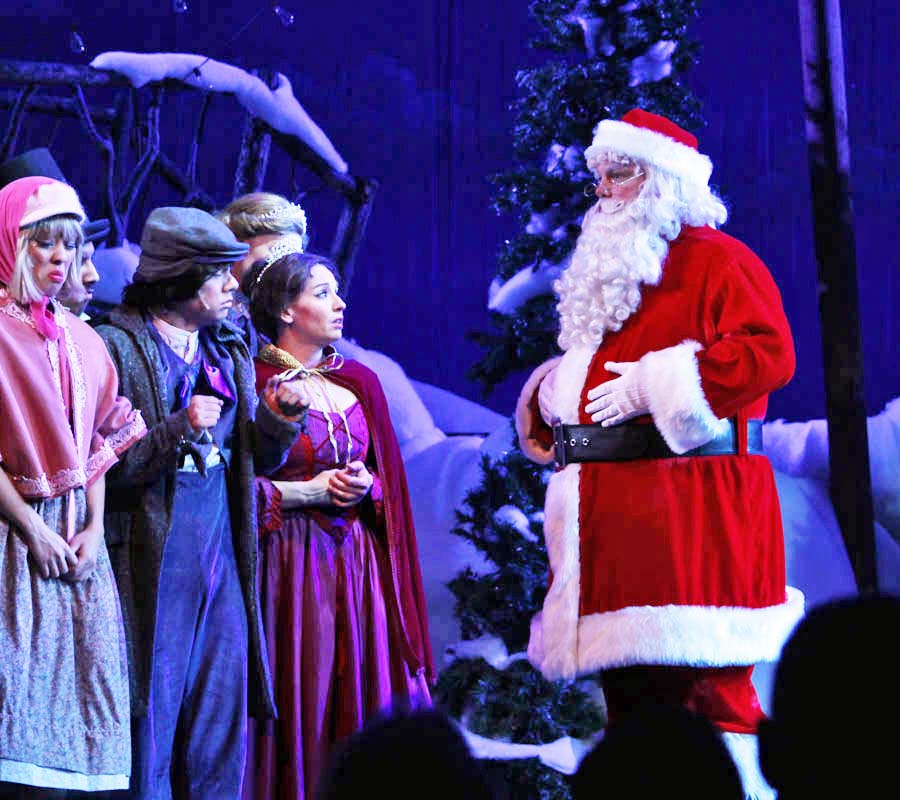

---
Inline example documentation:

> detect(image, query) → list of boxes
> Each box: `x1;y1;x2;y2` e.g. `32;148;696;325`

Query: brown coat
95;306;299;719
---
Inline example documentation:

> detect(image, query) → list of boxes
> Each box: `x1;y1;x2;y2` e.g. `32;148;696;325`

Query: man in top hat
515;109;803;792
0;147;110;317
93;206;310;799
60;213;110;318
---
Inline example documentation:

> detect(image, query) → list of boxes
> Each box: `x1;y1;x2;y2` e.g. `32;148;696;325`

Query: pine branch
467;296;561;396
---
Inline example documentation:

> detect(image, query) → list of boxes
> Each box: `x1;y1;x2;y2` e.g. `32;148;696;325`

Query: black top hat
0;148;67;187
0;147;111;243
82;218;112;244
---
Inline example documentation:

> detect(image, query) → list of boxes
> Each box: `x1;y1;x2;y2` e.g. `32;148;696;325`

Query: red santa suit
517;221;804;732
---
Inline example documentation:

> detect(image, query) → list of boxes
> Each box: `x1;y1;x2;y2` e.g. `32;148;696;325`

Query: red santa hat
584;108;713;187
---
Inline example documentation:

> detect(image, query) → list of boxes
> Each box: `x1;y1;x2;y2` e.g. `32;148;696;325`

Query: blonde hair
9;215;83;303
217;192;308;244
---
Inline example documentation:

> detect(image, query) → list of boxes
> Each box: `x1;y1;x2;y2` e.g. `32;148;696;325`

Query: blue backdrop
1;0;896;422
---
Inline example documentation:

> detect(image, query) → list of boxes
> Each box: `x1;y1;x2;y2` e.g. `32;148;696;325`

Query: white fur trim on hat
585;118;713;187
641;340;732;453
20;180;85;227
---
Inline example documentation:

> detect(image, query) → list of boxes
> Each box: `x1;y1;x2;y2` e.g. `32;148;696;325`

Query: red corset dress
245;401;430;800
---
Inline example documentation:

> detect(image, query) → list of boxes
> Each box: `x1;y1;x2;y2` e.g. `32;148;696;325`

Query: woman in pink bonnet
0;177;146;797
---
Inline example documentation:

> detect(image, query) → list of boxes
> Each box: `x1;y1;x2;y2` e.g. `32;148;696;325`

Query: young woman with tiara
240;245;434;800
217;192;308;353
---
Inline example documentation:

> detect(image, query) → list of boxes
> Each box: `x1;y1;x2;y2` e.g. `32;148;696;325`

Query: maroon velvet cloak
255;354;435;684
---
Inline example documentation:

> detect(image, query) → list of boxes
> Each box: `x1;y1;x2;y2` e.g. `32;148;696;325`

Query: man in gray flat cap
95;206;311;800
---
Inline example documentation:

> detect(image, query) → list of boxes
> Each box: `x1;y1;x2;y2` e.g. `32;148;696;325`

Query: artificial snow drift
89;51;347;174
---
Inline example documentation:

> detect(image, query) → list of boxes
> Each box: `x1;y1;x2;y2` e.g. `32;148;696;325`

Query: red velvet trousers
602;664;763;734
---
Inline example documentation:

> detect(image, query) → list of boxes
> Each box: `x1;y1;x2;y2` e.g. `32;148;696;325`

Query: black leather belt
552;419;763;466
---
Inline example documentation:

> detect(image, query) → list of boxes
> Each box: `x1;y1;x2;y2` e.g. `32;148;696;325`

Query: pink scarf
0;176;60;341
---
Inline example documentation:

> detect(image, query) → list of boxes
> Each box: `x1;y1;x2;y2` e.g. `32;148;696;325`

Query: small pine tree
436;2;706;797
436;426;606;799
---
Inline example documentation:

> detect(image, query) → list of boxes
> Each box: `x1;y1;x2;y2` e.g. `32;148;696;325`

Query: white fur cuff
516;357;562;465
641;340;731;453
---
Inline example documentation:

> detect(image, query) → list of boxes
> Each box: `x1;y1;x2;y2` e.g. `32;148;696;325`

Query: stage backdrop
0;0;895;422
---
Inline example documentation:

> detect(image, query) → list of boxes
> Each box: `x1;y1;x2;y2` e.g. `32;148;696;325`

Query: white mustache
598;198;626;214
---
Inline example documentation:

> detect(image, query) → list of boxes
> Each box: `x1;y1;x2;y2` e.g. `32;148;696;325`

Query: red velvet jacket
516;226;805;681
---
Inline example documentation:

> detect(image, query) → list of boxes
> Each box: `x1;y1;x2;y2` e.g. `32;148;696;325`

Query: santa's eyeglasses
583;166;645;196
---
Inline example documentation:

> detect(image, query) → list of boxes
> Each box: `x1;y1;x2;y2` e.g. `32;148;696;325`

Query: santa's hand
584;361;650;427
537;367;558;425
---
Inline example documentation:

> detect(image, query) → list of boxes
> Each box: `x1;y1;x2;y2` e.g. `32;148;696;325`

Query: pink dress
245;401;430;800
0;293;146;790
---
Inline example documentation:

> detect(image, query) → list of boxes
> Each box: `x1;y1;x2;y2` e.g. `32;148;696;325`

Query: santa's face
588;157;646;215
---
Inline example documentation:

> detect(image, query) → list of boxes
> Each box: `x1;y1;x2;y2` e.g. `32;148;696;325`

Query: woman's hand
273;463;372;510
327;461;373;507
263;375;312;420
274;469;340;509
20;512;78;579
61;523;104;582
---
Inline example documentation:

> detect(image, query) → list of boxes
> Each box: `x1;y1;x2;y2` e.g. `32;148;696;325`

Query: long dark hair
244;252;338;343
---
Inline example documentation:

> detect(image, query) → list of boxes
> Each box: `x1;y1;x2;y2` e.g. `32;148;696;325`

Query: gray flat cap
135;206;249;283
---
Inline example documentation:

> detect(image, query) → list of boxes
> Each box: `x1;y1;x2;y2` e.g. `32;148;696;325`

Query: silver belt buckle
552;423;568;467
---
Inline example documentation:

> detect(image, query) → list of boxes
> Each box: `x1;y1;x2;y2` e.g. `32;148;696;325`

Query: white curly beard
555;198;672;351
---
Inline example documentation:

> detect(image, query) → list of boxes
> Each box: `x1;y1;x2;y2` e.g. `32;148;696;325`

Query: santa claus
516;108;804;787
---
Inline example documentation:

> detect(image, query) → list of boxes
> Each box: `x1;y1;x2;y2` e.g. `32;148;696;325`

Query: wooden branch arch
0;58;377;296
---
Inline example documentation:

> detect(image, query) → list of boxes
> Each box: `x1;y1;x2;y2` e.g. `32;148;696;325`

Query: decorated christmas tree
435;2;706;797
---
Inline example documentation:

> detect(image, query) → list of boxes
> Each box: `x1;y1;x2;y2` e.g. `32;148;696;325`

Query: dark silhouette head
571;702;743;800
315;706;499;800
757;592;900;799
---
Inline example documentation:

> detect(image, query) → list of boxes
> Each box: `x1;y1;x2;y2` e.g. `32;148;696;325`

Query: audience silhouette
757;592;900;799
315;706;501;800
571;701;744;799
